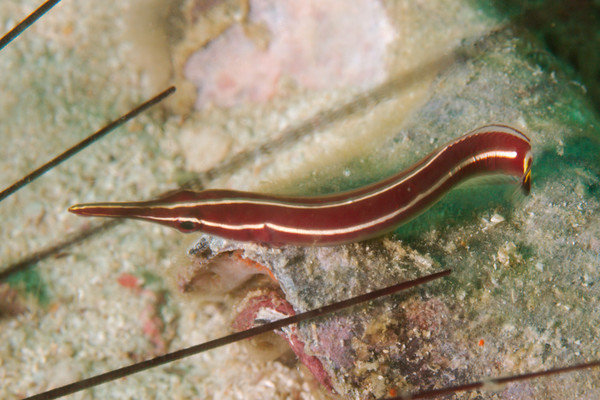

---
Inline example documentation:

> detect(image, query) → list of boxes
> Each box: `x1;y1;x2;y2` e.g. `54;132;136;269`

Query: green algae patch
477;0;600;111
394;182;519;240
6;268;50;306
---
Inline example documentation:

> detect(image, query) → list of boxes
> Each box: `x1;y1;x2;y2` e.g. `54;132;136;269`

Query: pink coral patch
184;0;394;108
117;273;140;289
233;290;336;392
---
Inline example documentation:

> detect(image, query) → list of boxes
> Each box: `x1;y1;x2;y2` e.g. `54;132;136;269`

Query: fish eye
522;170;531;195
521;153;532;195
523;153;532;174
179;221;196;231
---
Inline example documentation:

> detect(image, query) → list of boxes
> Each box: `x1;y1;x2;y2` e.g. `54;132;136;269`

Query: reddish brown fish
69;124;532;246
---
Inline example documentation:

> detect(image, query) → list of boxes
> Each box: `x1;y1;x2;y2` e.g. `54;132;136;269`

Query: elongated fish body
69;124;532;246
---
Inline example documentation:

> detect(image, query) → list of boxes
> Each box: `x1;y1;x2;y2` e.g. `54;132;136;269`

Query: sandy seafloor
1;1;600;399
